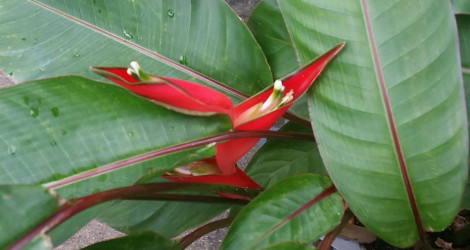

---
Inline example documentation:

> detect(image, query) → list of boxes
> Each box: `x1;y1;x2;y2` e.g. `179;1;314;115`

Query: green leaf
457;7;470;211
248;1;312;119
221;174;343;250
98;200;230;238
0;185;59;249
249;0;469;247
456;14;470;69
453;0;470;14
248;1;299;80
0;77;231;198
83;231;180;250
259;242;316;250
0;0;272;97
24;235;52;250
245;122;326;188
463;72;470;210
262;0;468;247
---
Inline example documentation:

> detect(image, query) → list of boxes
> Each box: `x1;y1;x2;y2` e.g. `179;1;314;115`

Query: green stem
179;217;235;249
8;183;256;250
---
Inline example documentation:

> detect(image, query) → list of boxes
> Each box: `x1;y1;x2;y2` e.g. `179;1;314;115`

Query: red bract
90;66;234;118
92;43;344;177
162;158;262;199
216;43;345;174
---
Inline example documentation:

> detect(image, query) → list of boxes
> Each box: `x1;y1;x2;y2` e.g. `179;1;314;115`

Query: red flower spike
91;43;345;175
90;64;234;118
162;158;262;199
216;42;346;174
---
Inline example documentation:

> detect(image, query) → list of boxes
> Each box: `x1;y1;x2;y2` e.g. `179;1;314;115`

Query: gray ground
0;1;260;249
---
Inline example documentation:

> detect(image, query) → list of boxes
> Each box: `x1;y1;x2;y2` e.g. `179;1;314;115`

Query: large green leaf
250;0;468;247
245;122;326;188
0;1;273;246
0;77;231;197
0;77;231;245
0;0;272;97
0;185;59;249
221;174;343;250
83;231;180;250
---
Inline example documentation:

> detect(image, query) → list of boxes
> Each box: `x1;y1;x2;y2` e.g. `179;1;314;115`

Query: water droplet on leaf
39;66;45;72
50;140;57;147
128;131;134;137
51;107;60;117
21;37;26;41
167;9;175;17
30;107;39;118
123;30;134;40
61;129;68;136
7;145;16;156
179;55;187;65
23;96;29;105
73;52;80;58
8;71;13;76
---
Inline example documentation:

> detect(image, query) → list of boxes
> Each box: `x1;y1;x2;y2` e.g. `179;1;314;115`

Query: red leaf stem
7;183;255;250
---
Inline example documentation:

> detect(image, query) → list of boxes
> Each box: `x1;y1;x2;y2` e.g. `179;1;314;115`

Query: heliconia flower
163;159;260;189
91;43;345;176
90;62;234;118
215;43;345;174
162;158;262;199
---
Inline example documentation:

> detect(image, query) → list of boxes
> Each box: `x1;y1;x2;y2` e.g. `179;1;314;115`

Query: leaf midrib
30;0;248;100
360;0;424;240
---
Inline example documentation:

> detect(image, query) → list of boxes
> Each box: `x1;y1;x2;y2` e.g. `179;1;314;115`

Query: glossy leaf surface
245;122;326;188
221;174;343;250
0;0;272;97
250;0;468;247
0;77;231;198
0;185;58;249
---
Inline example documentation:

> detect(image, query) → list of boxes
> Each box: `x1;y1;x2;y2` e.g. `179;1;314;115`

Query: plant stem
178;217;235;249
318;208;353;250
283;112;312;129
45;130;314;189
8;183;255;250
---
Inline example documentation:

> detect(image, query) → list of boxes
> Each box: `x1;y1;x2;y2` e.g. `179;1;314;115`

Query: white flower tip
274;80;284;91
281;89;294;104
129;61;140;71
